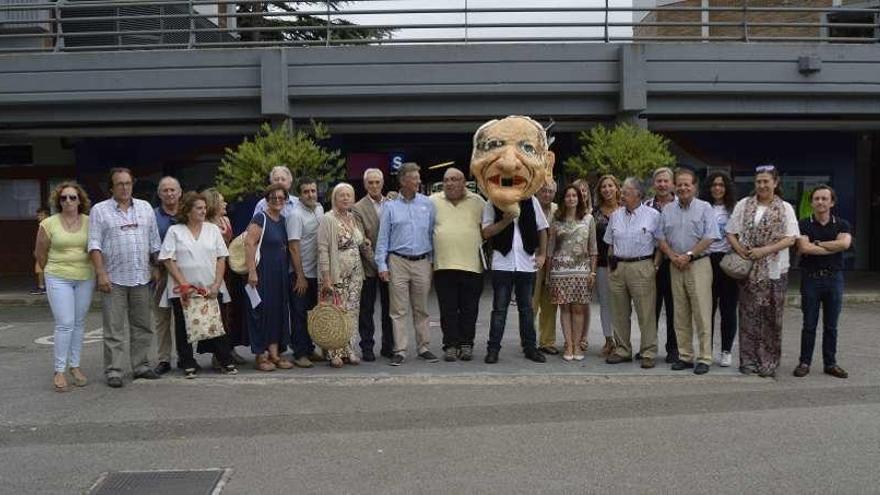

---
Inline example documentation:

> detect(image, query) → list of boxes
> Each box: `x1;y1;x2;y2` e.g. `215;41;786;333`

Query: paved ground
1;282;879;494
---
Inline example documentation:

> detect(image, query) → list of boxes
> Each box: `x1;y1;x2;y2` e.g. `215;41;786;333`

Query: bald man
430;168;487;362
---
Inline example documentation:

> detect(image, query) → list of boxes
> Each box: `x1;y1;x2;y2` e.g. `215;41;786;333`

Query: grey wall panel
645;43;880;63
284;44;621;65
1;100;263;123
647;62;880;87
0;49;261;72
647;95;880;115
289;83;618;98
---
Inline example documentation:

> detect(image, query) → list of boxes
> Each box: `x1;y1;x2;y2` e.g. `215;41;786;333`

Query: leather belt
391;252;429;262
806;268;836;278
613;255;653;263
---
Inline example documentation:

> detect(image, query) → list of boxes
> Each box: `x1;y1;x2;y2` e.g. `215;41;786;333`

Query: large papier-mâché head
470;115;555;215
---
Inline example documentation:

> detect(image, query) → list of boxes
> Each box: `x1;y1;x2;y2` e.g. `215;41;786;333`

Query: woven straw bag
228;213;267;275
307;292;353;349
720;252;753;280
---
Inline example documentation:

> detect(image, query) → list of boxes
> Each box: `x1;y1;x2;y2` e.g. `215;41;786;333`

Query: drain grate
89;468;230;495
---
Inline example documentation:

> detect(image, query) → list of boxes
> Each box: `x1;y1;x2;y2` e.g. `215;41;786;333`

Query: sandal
269;355;294;370
53;372;69;393
184;368;197;379
254;354;276;372
347;354;361;366
68;367;88;387
329;357;344;368
223;364;239;375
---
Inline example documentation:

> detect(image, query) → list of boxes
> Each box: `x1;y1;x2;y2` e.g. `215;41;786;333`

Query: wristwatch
686;251;694;261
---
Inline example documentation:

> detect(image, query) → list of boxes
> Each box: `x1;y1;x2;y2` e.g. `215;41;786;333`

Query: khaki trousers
102;283;154;377
152;278;173;363
609;259;657;359
670;256;713;365
389;255;432;358
532;264;557;348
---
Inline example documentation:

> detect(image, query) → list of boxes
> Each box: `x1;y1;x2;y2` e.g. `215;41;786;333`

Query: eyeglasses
60;195;79;202
268;195;287;203
755;164;776;172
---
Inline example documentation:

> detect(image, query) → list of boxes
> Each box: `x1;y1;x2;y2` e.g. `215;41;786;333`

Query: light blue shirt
603;204;660;259
286;202;324;279
375;193;435;272
656;197;720;254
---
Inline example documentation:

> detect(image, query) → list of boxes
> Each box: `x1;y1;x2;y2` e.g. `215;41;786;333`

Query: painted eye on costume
478;139;505;152
518;142;537;155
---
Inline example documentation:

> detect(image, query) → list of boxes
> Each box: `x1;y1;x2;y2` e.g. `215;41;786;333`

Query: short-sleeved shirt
726;197;800;280
158;222;230;307
707;204;733;254
154;206;177;241
40;214;93;280
431;191;487;273
603;204;660;259
656;197;720;255
481;196;549;273
88;198;161;287
799;215;851;272
286;202;324;278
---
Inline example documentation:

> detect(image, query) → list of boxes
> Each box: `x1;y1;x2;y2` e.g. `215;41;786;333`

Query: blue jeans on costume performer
488;270;537;352
799;271;844;367
45;275;95;372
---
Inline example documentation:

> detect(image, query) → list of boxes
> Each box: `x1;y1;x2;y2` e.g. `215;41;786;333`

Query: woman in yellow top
34;181;95;392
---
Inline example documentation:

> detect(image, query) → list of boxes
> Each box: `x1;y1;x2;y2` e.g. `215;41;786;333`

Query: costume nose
497;146;519;175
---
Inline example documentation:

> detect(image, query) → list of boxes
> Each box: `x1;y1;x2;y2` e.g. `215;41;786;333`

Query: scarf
740;195;786;282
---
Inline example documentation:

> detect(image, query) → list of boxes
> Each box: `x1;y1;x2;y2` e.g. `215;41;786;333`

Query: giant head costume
470;115;555;216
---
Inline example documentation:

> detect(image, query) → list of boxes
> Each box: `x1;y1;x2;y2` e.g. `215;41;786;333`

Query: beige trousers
670;256;713;365
532;264;557;348
609;259;657;359
388;255;432;358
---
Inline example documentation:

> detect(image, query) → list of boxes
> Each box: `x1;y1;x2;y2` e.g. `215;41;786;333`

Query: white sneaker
720;351;732;367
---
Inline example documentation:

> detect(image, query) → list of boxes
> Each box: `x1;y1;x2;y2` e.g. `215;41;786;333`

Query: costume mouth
488;175;527;188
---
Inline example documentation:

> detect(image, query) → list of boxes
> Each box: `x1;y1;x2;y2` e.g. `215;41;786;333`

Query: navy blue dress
247;212;291;354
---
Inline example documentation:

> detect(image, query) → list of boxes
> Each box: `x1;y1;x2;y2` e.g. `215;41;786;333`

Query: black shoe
664;353;679;364
634;352;642;360
524;347;547;363
671;360;694;371
443;347;458;362
154;361;171;375
106;376;123;388
418;351;440;363
362;349;376;362
133;369;161;380
694;363;710;375
380;349;394;359
389;354;405;366
484;350;499;364
459;345;473;362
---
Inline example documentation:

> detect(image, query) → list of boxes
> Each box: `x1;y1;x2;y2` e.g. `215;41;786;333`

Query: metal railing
1;0;878;53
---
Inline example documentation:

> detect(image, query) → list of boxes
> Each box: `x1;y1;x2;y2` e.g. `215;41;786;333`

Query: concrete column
618;44;647;129
260;48;289;119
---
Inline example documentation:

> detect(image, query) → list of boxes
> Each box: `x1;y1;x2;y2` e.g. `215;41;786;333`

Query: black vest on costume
492;199;538;256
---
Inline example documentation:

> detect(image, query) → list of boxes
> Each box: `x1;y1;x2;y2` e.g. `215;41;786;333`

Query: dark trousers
290;274;318;359
799;271;844;367
488;270;537;352
655;258;678;355
171;299;233;369
710;252;739;352
434;269;483;349
358;276;394;355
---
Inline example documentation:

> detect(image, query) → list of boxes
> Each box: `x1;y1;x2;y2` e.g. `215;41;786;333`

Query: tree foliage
564;123;675;181
216;121;345;201
236;2;391;44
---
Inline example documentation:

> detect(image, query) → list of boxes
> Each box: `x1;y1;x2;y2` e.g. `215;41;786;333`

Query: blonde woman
592;175;621;356
34;181;94;392
317;183;371;368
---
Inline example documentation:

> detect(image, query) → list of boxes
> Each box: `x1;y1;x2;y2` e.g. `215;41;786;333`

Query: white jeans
45;275;95;372
595;266;612;337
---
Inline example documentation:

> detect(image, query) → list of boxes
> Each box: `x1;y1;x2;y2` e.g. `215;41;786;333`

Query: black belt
613;255;653;263
806;268;837;278
391;252;429;262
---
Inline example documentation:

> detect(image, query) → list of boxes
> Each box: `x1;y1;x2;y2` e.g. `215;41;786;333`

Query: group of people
35;150;852;390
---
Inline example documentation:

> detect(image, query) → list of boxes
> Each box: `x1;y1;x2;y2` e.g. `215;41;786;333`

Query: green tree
237;2;392;45
564;123;675;181
216;121;345;201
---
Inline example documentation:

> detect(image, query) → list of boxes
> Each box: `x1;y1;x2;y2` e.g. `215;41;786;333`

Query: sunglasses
755;164;776;172
60;195;79;202
120;222;139;231
268;195;287;202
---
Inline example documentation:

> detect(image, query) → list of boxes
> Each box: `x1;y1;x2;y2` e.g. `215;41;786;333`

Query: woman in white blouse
158;192;237;378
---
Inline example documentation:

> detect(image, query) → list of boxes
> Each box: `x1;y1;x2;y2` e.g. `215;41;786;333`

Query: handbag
228;212;267;275
720;252;753;280
307;291;354;350
181;294;225;343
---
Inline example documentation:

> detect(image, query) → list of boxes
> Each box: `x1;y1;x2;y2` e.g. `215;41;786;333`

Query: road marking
34;328;103;346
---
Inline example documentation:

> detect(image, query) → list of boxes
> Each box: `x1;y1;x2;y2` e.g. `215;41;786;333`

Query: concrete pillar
618;44;647;129
260;48;289;119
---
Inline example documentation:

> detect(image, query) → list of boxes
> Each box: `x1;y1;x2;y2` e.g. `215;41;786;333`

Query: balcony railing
1;0;878;53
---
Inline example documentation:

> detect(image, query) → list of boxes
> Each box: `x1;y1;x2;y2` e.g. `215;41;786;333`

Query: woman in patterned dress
317;182;371;368
547;185;598;361
726;165;799;378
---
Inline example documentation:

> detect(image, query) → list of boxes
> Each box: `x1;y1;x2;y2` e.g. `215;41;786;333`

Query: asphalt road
0;297;878;494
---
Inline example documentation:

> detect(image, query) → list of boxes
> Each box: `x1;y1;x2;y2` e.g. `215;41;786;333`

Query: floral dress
319;215;365;360
548;215;598;305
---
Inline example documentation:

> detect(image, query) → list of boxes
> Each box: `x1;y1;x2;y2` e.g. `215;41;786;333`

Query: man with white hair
352;168;394;361
253;165;300;218
532;179;559;355
152;176;180;375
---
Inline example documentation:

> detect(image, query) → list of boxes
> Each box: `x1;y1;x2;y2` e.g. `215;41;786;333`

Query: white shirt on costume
481;196;549;273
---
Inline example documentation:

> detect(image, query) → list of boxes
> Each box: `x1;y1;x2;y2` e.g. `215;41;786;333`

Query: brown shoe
270;356;294;370
606;354;633;364
53;372;69;393
68;367;88;387
793;363;810;378
538;346;559;355
641;357;655;369
824;365;848;379
600;338;615;358
254;354;276;372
